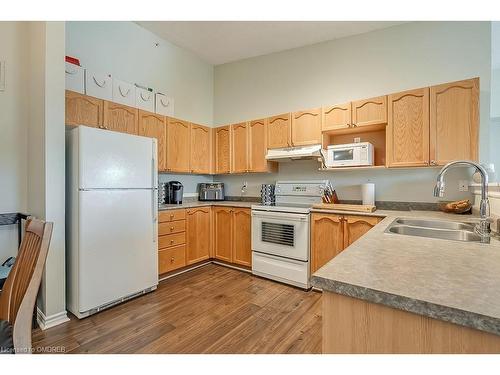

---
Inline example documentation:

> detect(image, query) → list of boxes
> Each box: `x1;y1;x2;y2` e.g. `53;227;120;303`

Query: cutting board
312;203;377;213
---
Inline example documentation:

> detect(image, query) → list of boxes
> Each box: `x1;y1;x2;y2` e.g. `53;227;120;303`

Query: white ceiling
136;21;406;65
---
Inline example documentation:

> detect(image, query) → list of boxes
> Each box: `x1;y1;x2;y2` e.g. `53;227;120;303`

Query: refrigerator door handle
152;189;158;242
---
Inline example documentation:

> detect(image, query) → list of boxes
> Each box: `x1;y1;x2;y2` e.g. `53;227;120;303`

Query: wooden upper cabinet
166;117;190;172
138;110;167;171
215;126;231;174
65;91;103;128
232;208;251;267
103;101;138;134
322;102;352;131
190;123;212;174
291;108;322;146
249;118;276;173
186;207;211;265
213;207;233;262
267;113;291;149
430;78;479;165
387;88;430;168
311;213;344;274
343;215;381;248
352;96;387;127
231;122;249;173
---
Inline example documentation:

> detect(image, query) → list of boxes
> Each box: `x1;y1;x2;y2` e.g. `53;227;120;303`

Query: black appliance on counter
198;182;225;201
165;181;184;204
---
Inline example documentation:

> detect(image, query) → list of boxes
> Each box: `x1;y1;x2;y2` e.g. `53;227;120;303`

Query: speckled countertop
310;209;500;336
159;200;255;211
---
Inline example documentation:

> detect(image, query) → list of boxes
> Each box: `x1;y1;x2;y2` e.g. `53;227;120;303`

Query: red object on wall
65;56;80;66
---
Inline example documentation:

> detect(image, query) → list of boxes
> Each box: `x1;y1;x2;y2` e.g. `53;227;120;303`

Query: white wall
0;22;28;260
27;21;68;324
66;21;214;126
66;21;217;192
214;22;491;201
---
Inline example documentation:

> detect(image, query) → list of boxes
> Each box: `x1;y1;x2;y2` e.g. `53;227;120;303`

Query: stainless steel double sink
385;218;483;242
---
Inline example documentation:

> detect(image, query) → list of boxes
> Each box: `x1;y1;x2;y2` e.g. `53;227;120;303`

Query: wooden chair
0;218;53;354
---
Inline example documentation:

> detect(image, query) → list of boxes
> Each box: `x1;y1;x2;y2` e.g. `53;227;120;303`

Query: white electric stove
251;180;329;289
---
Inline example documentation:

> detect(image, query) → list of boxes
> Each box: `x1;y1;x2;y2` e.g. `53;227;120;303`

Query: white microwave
326;142;374;167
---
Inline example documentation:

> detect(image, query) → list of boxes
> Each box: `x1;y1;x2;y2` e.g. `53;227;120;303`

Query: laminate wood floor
32;264;322;354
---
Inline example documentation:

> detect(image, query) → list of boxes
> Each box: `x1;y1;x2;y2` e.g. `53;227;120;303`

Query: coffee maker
165;181;184;204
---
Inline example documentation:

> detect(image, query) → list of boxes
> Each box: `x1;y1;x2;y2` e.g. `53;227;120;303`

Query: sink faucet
434;160;491;242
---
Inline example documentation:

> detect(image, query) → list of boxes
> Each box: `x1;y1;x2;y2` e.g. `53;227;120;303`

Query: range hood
265;144;323;162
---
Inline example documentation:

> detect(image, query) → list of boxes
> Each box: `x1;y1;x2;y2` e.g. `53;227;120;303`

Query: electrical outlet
459;180;469;192
353;137;361;143
0;61;5;91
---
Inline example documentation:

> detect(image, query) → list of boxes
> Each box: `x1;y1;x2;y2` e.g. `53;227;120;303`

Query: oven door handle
251;211;309;222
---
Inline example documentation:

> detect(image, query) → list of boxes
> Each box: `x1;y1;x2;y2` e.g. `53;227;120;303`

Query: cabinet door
430;78;479;165
231;122;249;173
343;215;381;248
267;113;291;149
190;123;212;174
166;117;190;172
65;91;103;128
138;110;167;171
213;207;233;262
215;126;231;174
322;103;352;131
186;207;211;265
232;208;251;267
311;213;344;273
352;96;387;127
103;101;138;134
291;108;322;146
249;119;267;172
387;88;430;168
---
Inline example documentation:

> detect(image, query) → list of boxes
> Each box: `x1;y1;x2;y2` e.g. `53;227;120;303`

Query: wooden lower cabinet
343;215;381;248
232;208;252;267
186;207;211;264
213;207;233;262
311;214;344;274
158;245;186;274
311;213;382;273
213;206;252;267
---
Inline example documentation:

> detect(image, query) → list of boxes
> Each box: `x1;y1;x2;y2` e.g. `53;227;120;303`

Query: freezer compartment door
78;126;156;189
78;189;158;312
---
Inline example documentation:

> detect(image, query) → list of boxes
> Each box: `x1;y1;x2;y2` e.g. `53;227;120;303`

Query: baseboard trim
211;261;252;274
36;308;69;330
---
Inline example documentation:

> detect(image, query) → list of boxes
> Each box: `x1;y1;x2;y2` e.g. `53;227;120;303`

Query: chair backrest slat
0;218;52;353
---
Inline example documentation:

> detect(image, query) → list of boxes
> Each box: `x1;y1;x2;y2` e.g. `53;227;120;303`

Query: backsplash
158;173;212;196
214;160;473;203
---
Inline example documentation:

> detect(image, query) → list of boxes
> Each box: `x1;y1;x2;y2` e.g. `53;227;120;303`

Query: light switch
0;61;5;91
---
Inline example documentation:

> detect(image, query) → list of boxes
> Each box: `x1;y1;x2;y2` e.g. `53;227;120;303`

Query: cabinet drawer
136;86;155;112
159;209;186;222
112;79;136;107
155;93;174;116
65;62;85;94
158;245;186;274
159;220;186;236
159;232;186;249
85;69;112;100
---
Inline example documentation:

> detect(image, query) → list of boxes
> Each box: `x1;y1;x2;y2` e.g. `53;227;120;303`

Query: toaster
198;182;225;201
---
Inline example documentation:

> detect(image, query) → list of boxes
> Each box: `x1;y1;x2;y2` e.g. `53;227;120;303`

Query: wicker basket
437;200;472;214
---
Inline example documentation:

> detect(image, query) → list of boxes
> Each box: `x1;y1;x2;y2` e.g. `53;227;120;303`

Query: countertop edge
311;276;500;337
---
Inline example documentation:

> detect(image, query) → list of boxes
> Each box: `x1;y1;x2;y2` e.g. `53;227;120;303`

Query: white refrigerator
66;126;158;319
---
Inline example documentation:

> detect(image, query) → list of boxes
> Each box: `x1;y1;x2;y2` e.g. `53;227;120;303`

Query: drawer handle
170;240;174;244
119;85;131;97
93;76;107;88
170;214;174;219
170;226;174;231
140;91;151;101
170;257;175;263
